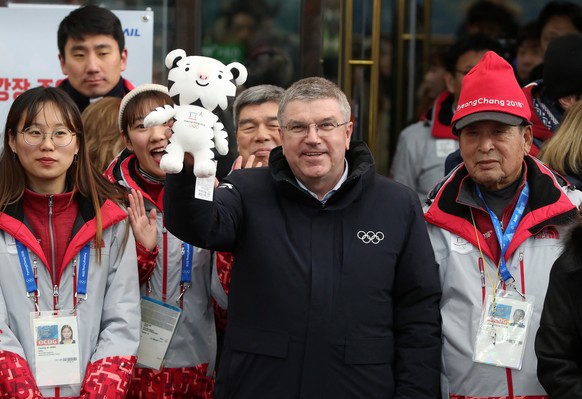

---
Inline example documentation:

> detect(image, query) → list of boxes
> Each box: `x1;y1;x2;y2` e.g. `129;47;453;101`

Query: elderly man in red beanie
424;51;582;399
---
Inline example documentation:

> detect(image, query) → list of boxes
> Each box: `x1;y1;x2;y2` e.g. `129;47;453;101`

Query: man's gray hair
233;84;285;128
278;77;351;124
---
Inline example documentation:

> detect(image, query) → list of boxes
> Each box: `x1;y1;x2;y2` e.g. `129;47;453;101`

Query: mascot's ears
165;49;186;69
228;62;248;86
165;49;248;86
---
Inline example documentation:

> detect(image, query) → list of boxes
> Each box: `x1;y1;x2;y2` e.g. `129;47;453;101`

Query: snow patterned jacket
0;191;140;399
106;150;228;398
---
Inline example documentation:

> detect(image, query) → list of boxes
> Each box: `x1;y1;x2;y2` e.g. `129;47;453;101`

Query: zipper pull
53;284;59;297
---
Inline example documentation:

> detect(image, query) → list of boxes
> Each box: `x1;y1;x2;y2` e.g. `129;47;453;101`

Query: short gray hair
233;84;285;129
278;77;351;124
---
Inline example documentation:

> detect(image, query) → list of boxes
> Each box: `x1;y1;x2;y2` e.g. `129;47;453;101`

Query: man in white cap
424;50;582;398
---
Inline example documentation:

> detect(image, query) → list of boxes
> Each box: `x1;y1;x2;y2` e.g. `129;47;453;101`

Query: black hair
444;33;501;74
57;5;125;58
537;1;582;37
517;21;540;47
463;1;520;40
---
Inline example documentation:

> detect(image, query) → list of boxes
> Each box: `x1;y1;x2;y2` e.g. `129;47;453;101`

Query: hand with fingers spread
233;154;263;170
127;189;157;251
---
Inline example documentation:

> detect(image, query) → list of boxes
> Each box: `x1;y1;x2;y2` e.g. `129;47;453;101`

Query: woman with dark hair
0;86;140;398
60;325;75;344
107;83;226;398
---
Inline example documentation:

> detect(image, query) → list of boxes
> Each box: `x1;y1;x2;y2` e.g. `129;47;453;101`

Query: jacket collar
268;141;375;209
58;77;132;112
105;149;163;210
425;155;578;244
422;91;457;139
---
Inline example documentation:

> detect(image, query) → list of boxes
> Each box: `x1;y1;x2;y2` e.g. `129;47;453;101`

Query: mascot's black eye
218;74;222;79
185;67;189;72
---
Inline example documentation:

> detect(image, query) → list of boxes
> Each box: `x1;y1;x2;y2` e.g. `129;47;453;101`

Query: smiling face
9;101;79;194
236;101;281;167
59;34;127;98
167;55;238;111
124;98;172;179
280;98;353;198
459;120;532;190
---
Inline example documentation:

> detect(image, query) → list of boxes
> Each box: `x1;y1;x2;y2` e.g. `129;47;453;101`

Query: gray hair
278;77;351;124
233;84;285;129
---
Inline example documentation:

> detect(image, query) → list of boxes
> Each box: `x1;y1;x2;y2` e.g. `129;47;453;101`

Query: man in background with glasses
391;33;500;202
163;76;441;398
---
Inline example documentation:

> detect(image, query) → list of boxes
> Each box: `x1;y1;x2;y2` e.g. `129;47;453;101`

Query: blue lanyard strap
17;240;91;301
176;243;194;305
76;244;91;297
16;240;37;296
475;181;529;283
181;243;193;284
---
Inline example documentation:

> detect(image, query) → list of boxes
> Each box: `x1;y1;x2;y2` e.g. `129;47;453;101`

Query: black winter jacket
536;222;582;398
164;142;442;399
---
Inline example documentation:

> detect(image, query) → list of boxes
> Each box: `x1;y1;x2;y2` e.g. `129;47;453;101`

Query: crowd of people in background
2;1;582;399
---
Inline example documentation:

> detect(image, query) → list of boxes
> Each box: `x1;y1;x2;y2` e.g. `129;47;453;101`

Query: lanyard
181;243;193;285
176;243;193;304
16;240;91;302
76;244;91;298
475;181;529;283
16;240;37;296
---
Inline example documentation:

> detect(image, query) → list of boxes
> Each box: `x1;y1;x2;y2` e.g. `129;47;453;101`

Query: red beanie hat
451;51;531;135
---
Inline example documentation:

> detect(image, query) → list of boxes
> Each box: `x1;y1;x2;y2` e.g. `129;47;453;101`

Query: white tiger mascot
144;49;247;177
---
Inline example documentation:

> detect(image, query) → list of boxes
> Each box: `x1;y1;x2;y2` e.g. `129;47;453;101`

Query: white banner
0;5;154;139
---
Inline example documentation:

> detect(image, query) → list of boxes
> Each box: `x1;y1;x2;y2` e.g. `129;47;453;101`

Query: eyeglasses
282;121;349;136
19;127;77;147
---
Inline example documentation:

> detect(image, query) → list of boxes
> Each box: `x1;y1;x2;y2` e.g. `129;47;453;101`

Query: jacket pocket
344;336;393;364
228;326;290;358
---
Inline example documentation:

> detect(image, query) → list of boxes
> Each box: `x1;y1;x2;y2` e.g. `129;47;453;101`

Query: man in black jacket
163;77;441;399
57;5;133;112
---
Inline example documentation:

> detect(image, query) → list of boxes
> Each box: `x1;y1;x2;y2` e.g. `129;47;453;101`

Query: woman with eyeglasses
0;86;141;398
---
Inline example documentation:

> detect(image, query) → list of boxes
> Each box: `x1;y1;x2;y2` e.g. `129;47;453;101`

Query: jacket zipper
48;195;61;399
48;195;59;310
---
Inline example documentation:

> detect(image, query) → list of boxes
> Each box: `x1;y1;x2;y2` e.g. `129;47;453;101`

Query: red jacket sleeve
213;251;233;333
0;351;44;398
79;355;136;399
136;241;158;286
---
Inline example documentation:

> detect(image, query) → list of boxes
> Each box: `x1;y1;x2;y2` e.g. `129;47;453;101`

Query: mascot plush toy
144;49;247;177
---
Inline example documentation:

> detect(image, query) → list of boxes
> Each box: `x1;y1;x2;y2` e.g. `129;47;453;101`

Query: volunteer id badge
473;294;534;370
31;311;81;386
137;296;181;370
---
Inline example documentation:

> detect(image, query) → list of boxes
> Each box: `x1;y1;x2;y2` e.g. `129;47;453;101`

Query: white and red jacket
0;190;140;398
424;156;582;399
106;150;227;398
391;91;459;202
